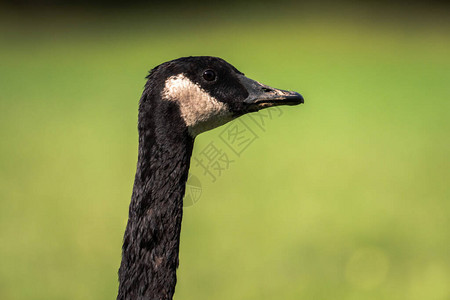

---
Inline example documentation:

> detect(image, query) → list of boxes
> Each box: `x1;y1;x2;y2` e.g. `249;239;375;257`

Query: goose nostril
262;87;273;93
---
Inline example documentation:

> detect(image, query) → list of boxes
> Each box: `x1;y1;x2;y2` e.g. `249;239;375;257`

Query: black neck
117;97;194;300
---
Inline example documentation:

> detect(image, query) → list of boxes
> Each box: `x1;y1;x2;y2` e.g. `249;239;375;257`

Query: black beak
238;74;304;110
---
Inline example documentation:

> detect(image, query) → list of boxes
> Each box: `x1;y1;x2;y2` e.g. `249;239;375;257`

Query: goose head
142;56;304;137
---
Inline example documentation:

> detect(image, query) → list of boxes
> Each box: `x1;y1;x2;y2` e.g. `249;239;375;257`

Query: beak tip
288;91;304;105
296;92;304;104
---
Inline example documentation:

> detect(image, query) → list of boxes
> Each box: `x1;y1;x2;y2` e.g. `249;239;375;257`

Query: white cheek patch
162;74;233;136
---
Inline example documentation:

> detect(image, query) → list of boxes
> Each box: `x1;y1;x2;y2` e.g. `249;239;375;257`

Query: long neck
117;111;194;300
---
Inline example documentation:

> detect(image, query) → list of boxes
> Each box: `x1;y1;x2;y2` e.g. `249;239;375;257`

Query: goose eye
202;70;216;81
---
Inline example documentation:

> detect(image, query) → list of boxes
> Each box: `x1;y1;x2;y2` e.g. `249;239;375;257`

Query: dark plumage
117;56;303;300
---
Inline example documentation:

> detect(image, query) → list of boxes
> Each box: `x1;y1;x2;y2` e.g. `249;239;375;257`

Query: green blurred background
0;2;449;300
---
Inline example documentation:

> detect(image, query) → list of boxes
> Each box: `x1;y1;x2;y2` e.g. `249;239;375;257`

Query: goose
117;56;304;300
